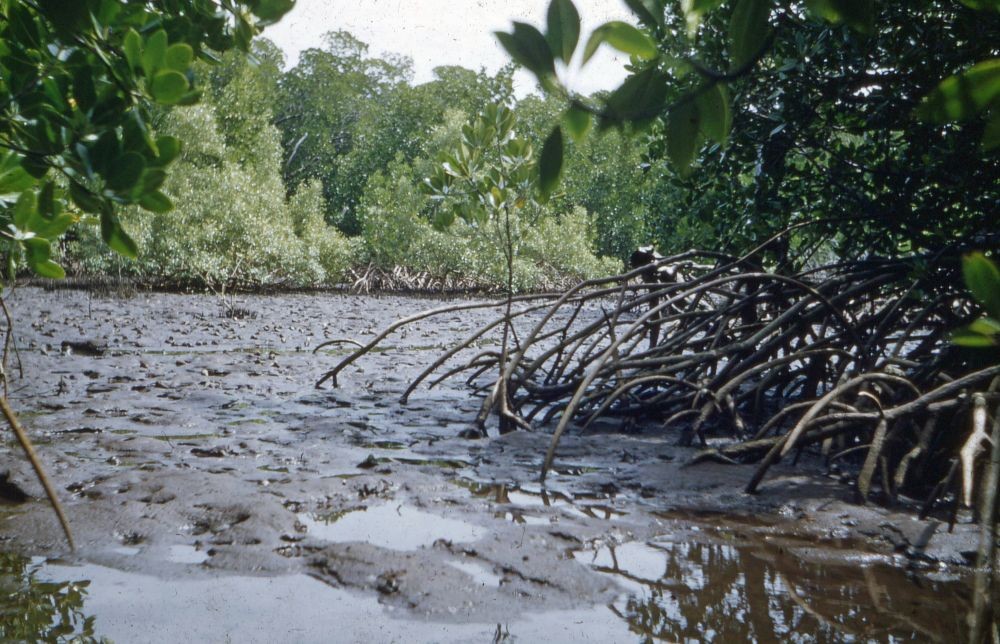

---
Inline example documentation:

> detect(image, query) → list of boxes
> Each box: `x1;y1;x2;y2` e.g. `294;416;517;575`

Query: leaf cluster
0;0;295;279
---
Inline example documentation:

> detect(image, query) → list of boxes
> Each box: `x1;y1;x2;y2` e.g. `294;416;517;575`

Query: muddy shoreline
0;287;991;641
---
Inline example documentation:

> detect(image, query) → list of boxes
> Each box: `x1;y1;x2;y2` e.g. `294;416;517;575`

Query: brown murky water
0;287;993;642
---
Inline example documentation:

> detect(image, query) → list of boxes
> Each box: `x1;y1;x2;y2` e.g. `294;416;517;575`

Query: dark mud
0;287;991;642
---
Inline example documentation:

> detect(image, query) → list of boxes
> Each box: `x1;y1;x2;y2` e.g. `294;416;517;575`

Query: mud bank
0;287;992;642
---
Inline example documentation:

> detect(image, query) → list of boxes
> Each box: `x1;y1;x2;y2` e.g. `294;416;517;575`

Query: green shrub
66;99;356;288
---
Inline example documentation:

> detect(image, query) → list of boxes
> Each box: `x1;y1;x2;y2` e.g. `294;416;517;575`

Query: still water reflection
579;537;981;643
0;553;99;642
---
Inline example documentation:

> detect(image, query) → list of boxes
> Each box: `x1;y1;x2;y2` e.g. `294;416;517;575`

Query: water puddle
445;558;503;587
166;544;209;565
457;479;626;524
2;555;634;642
298;504;486;550
576;537;982;642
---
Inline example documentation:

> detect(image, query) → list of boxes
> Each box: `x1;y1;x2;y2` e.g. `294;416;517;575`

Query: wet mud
0;287;992;642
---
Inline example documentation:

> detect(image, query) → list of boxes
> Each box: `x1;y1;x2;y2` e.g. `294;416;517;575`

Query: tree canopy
498;0;999;260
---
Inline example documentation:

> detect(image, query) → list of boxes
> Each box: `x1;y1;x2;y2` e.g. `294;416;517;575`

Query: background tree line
64;30;693;290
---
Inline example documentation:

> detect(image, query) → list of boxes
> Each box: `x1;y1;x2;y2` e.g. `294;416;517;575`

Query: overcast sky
264;0;635;96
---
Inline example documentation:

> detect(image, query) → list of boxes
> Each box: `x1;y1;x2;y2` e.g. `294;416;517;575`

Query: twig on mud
0;396;75;550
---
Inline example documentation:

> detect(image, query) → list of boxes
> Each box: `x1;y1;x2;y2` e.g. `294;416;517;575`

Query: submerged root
317;239;1000;519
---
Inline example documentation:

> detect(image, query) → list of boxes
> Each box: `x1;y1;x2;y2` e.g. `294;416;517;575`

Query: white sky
264;0;635;96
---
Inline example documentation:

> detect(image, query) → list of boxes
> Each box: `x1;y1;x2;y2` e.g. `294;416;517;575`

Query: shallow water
1;288;995;642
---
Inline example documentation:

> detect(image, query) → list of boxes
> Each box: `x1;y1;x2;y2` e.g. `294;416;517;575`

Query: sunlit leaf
23;238;65;278
34;213;76;239
141;30;168;77
969;316;1000;336
583;22;658;64
917;60;1000;123
123;29;142;72
952;327;998;347
13;190;35;229
0;152;36;200
962;252;1000;319
150;70;190;105
165;43;194;72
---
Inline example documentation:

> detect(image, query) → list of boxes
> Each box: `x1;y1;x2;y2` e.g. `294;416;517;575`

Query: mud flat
0;287;992;642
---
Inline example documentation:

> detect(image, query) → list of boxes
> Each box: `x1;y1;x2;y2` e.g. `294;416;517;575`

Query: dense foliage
0;0;296;279
498;0;999;260
57;29;629;290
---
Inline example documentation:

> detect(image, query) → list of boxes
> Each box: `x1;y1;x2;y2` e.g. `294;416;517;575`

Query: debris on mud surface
0;287;991;642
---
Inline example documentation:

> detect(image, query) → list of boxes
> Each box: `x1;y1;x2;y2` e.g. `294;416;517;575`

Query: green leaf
123;29;142;72
667;100;701;176
164;43;194;72
106;152;146;192
696;83;731;143
69;181;103;213
496;22;556;80
90;131;121;176
34;213;76;239
681;0;725;35
546;0;581;63
23;238;65;279
959;0;1000;9
138;190;173;213
963;252;1000;319
141;29;168;77
584;22;658;64
729;0;772;70
952;327;998;347
563;105;592;141
432;208;456;231
140;169;167;193
983;109;1000;150
254;0;296;21
623;0;667;30
13;190;36;229
604;65;669;127
969;316;1000;336
149;70;190;105
805;0;875;34
100;207;138;258
0;152;36;201
539;126;564;199
917;60;1000;123
150;136;182;167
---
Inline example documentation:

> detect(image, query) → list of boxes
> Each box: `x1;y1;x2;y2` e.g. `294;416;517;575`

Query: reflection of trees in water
0;553;100;642
595;541;981;642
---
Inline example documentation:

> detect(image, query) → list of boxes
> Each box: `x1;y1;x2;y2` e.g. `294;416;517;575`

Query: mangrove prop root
1;396;75;550
315;242;1000;518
